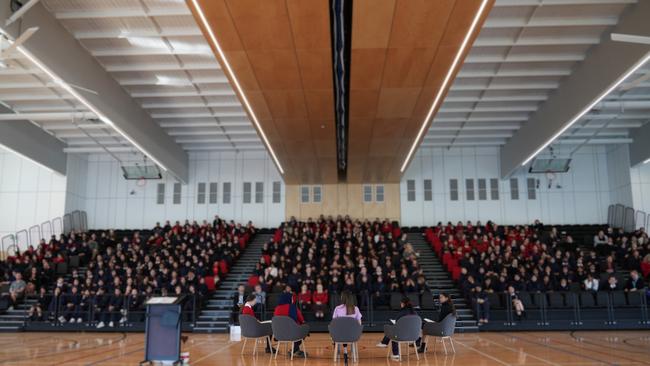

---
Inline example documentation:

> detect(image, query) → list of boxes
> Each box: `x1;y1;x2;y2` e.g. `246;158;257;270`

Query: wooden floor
0;331;649;365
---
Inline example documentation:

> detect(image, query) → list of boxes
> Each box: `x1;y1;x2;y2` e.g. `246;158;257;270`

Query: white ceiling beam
141;101;240;109
0;112;95;121
74;28;202;39
119;76;228;86
40;123;107;130
483;16;618;29
425;133;513;139
444;94;548;102
63;146;137;153
434;116;529;122
0;94;75;101
457;68;572;78
90;48;211;57
450;81;560;91
54;131;120;138
474;36;601;47
182;145;266;151
465;54;585;63
422;141;506;147
105;62;220;72
0;67;41;75
152;112;246;119
166;129;258;136
175;137;260;144
594;100;650;110
158;121;252;128
53;8;191;20
130;90;236;98
556;138;633;144
439;106;539;113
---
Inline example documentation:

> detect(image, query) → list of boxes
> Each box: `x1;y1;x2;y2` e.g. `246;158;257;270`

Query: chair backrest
390;293;403;310
487;293;503;308
439;314;457;337
239;314;264;338
271;316;302;341
596;291;610;307
406;293;420;308
421;291;435;310
611;291;627;306
549;292;565;308
627;290;643;306
393;315;422;342
68;255;80;268
518;292;533;307
328;317;363;343
579;291;596;307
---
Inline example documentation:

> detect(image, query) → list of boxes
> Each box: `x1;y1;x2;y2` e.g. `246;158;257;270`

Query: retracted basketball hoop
136;177;147;187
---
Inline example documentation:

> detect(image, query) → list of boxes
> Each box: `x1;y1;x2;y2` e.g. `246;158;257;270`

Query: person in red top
241;294;275;354
273;292;307;357
311;284;328;320
297;284;312;311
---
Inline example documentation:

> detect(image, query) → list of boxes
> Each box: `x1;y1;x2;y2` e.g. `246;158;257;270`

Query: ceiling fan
611;33;650;91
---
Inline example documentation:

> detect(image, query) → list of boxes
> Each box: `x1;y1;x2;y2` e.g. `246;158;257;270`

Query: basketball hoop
136;177;147;187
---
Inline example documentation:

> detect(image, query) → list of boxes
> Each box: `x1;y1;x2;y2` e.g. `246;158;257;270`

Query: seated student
28;287;50;322
601;276;620;292
332;291;362;362
242;294;275;354
231;285;247;325
61;286;82;323
376;296;420;360
417;292;457;352
507;285;526;320
273;292;307;358
297;284;312;311
47;287;63;323
472;286;490;325
312;284;328;320
7;272;26;310
625;270;646;292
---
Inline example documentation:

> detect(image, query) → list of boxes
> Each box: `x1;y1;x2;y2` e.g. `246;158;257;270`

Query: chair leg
274;341;280;359
414;341;419;360
333;343;338;362
398;342;402;361
386;340;392;358
290;341;295;360
442;338;448;355
354;342;358;363
423;336;429;353
449;337;456;353
253;338;258;356
241;337;247;355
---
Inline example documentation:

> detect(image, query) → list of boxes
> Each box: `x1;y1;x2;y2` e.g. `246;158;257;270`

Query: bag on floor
230;325;241;342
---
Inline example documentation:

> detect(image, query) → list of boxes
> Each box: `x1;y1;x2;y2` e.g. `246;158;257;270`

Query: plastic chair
239;314;273;356
271;316;309;360
422;314;457;355
328;317;363;362
383;315;422;361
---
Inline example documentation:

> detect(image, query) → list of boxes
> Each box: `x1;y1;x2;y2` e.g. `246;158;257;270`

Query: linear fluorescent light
521;53;650;167
0;28;171;173
644;158;650;164
400;0;490;173
189;0;285;174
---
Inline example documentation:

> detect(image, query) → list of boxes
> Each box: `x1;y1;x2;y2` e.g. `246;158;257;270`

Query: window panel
223;182;231;204
172;183;181;204
449;179;458;201
465;179;475;201
527;177;537;200
376;185;384;202
423;179;432;201
313;186;322;203
490;178;499;200
301;186;310;203
209;182;218;204
156;183;165;205
197;182;206;204
510;178;519;200
363;185;372;203
255;182;264;203
243;182;252;203
406;180;416;202
272;181;281;203
478;178;487;201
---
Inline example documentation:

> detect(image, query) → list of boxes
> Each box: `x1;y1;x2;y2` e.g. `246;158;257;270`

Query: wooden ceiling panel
368;139;400;157
199;0;244;51
371;118;408;139
286;0;331;49
388;0;456;49
440;0;485;47
314;139;337;158
350;49;386;90
349;90;379;118
247;50;302;90
245;91;272;120
264;90;308;119
223;51;260;91
225;0;294;50
272;118;312;141
381;47;437;88
352;0;396;49
296;49;333;90
376;88;421;119
309;118;335;138
303;90;334;120
284;140;317;157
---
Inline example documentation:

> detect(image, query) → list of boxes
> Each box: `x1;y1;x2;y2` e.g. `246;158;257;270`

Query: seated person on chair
242;294;275;354
332;290;362;360
273;292;307;358
377;296;420;360
231;285;247;324
418;292;457;352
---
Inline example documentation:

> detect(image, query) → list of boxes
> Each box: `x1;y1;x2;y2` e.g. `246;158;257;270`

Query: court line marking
454;339;511;366
478;337;563;366
191;340;237;365
508;334;615;366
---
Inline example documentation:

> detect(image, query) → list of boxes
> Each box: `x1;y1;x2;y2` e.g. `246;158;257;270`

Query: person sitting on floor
273;292;307;358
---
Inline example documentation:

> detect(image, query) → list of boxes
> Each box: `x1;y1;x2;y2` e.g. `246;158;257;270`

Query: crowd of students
425;220;650;324
0;216;255;328
242;216;428;316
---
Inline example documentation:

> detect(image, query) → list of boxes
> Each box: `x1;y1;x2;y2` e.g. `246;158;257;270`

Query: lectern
140;296;184;365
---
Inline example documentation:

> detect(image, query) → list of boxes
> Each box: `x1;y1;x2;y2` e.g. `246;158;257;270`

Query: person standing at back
332;291;362;361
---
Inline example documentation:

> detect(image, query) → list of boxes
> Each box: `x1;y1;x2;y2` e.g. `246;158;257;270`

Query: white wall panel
401;146;612;226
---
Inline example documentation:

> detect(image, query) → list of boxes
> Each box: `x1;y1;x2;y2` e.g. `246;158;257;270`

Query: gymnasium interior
0;0;649;364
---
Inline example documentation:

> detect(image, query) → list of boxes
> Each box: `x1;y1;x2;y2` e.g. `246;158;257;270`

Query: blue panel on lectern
144;298;183;363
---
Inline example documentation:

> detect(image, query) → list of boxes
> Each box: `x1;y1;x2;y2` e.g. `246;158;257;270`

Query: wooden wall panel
285;183;401;221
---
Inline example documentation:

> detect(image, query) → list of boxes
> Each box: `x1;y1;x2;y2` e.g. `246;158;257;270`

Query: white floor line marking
454;340;511;366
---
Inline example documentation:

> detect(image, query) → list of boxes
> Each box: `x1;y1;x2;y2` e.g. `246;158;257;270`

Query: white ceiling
33;0;264;154
425;0;650;150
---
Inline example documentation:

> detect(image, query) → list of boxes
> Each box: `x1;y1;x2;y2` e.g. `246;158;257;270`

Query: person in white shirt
583;274;599;292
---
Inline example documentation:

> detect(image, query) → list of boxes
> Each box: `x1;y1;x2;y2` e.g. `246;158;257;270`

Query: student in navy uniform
376;296;420;360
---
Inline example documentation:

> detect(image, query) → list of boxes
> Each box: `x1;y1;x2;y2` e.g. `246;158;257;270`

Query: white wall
74;151;285;229
629;161;650;225
606;145;634;207
0;146;67;241
400;146;612;226
64;154;88;213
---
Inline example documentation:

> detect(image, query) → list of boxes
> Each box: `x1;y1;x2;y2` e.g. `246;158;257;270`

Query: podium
141;296;184;365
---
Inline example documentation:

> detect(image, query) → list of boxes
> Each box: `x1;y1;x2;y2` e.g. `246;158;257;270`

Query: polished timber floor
0;331;649;365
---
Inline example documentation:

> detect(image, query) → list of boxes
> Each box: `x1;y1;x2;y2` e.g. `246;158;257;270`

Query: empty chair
596;292;610;308
579;292;597;308
569;282;581;292
610;291;627;307
627;291;643;306
328;317;363;362
422;314;457;355
548;292;567;308
383;315;422;361
518;292;534;308
533;293;549;308
239;314;273;356
488;293;503;309
271;316;309;360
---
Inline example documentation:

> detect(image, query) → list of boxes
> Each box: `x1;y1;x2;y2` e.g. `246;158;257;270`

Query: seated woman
332;291;362;361
418;292;456;352
242;294;275;354
273;292;307;358
507;285;526;320
312;284;328;320
376;296;420;360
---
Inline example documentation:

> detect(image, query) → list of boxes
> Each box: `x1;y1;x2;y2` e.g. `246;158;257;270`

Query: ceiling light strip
521;53;650;167
189;0;285;174
0;28;172;173
400;0;490;173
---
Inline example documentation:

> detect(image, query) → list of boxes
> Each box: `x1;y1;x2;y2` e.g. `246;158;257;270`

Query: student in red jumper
273;292;307;358
241;294;275;354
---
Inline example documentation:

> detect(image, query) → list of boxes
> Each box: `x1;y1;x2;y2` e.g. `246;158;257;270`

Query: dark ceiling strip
329;0;352;181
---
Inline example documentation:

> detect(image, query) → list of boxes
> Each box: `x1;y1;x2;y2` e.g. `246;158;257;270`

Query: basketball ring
136;177;147;187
